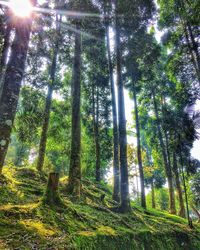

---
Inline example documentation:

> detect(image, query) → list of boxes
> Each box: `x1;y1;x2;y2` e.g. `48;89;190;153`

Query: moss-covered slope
0;167;200;250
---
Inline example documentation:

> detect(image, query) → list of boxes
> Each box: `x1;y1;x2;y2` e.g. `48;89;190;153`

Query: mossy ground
0;166;200;249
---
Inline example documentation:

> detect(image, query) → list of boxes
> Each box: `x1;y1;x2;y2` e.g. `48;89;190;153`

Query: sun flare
10;0;33;17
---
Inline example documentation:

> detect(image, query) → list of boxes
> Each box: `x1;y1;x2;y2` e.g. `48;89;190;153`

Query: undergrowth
0;166;200;250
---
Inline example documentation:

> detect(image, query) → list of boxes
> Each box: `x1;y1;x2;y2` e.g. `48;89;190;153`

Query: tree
37;14;62;172
67;21;82;198
115;0;130;212
0;1;36;173
103;0;120;201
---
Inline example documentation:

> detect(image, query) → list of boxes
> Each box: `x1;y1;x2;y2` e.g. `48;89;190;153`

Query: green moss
0;167;200;249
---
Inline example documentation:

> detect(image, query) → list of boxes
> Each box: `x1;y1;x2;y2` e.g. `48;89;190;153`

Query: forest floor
0;166;200;250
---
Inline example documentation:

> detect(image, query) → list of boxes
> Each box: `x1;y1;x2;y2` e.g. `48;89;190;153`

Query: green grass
0;166;200;249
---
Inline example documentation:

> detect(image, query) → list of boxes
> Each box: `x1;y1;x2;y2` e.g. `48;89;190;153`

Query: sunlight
10;0;33;18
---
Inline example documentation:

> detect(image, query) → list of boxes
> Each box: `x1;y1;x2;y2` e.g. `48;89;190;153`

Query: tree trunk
0;19;33;174
95;88;101;182
179;148;193;228
43;173;61;205
132;79;146;209
152;89;176;214
37;84;53;171
67;23;82;198
115;0;131;213
0;23;12;98
92;84;101;182
37;16;60;172
105;20;120;202
151;180;156;209
172;152;186;218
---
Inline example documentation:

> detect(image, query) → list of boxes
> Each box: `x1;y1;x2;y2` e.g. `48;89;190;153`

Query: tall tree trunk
37;16;60;172
151;180;156;209
0;23;12;98
37;85;53;171
172;152;186;218
95;89;101;182
115;0;130;212
132;79;146;209
152;89;176;214
105;20;120;201
179;147;192;228
67;23;82;198
0;18;33;174
92;85;101;182
91;84;101;182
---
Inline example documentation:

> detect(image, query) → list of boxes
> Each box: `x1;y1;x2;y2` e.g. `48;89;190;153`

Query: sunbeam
10;0;33;17
44;15;103;41
0;0;102;19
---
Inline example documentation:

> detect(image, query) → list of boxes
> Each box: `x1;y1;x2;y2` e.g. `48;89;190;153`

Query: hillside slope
0;167;200;250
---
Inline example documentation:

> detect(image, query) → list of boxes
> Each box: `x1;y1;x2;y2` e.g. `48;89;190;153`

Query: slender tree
132;79;146;209
152;89;176;214
37;15;61;172
104;1;120;201
67;21;82;198
115;0;130;212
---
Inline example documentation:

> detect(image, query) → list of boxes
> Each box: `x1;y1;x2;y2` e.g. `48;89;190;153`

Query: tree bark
152;89;176;214
94;87;101;182
172;152;186;218
105;22;120;201
179;148;193;228
151;180;156;209
43;173;61;205
67;23;82;198
115;0;131;213
0;19;33;174
37;16;60;172
0;23;12;98
132;79;146;209
37;84;53;171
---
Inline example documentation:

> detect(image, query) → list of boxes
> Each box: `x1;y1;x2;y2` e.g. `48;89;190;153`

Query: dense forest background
0;0;200;234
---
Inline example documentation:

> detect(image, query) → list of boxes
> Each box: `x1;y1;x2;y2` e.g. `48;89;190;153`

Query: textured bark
151;181;156;209
115;0;131;213
67;23;82;198
105;23;120;201
152;90;176;214
173;152;186;218
95;89;101;182
44;173;61;205
37;85;53;171
0;19;32;173
92;84;101;182
0;23;12;98
179;149;193;228
132;79;146;209
37;17;60;172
